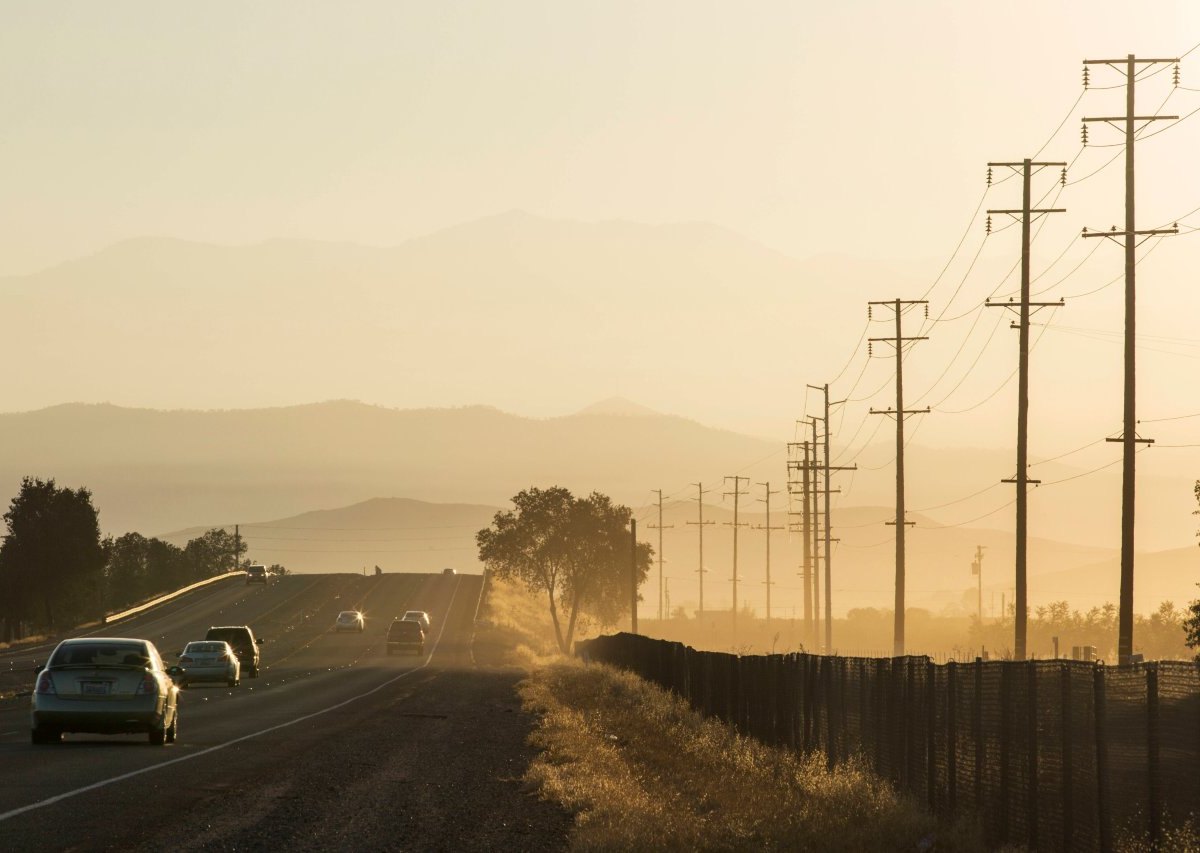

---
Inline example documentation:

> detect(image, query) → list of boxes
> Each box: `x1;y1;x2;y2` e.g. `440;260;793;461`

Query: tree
0;477;105;635
476;487;652;654
1186;481;1200;658
183;528;246;581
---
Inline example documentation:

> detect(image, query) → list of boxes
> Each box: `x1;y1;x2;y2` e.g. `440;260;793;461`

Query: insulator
986;166;993;186
1061;167;1067;186
1081;123;1089;145
1174;63;1181;86
924;304;929;319
1083;66;1090;89
986;214;992;235
868;304;873;321
868;341;873;357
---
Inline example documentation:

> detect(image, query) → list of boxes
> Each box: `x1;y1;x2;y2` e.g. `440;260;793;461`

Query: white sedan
335;610;365;633
177;640;240;688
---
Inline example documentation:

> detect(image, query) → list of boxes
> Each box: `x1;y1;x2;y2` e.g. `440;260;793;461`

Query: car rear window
185;642;226;654
51;642;148;668
206;628;252;648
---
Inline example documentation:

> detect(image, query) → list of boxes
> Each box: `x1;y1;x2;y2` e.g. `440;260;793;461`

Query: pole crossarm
1082;226;1179;249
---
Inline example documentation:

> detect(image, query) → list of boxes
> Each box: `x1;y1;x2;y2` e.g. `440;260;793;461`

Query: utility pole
971;545;986;629
1081;54;1179;665
630;518;638;634
985;158;1066;661
869;299;930;657
809;382;856;652
234;524;241;571
786;437;813;640
724;475;750;633
809;417;823;650
648;489;674;620
687;483;714;615
754;482;783;620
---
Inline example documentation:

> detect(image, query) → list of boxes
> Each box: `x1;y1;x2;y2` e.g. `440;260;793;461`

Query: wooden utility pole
630;517;638;634
809;417;823;649
985;158;1066;660
808;382;856;652
869;299;929;657
724;475;750;633
687;483;714;615
1081;54;1178;665
754;482;783;620
786;437;814;640
234;524;241;571
971;545;986;629
648;489;673;620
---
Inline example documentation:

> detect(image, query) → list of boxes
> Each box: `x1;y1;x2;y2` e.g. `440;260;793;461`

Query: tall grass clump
520;659;982;852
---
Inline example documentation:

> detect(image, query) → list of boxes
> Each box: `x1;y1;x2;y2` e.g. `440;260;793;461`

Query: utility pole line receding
724;475;751;633
971;545;986;631
869;298;930;657
647;489;674;621
786;435;814;641
1081;53;1179;665
808;382;856;653
985;157;1066;660
630;517;638;635
687;482;715;616
754;481;783;621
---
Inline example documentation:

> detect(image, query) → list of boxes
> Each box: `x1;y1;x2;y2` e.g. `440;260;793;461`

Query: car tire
250;667;259;678
31;726;61;745
228;678;238;687
149;720;168;746
166;710;178;744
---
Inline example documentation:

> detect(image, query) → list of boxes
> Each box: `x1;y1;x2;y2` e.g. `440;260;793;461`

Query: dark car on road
205;625;264;677
386;619;425;656
245;565;268;585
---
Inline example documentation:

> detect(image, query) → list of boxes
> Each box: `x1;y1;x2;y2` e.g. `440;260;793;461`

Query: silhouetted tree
183;528;245;581
476;486;652;654
0;477;104;635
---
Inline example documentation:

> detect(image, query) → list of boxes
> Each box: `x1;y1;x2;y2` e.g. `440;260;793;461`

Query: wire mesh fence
575;632;1200;851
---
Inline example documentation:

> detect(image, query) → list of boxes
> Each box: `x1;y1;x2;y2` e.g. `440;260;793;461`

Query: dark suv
205;626;264;677
386;619;425;656
246;565;268;585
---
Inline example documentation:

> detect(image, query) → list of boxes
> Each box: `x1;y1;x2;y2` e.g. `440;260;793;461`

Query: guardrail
103;571;246;625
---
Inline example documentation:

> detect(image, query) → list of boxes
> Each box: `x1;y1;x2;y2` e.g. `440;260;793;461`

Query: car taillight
180;656;193;664
35;672;56;695
135;673;156;695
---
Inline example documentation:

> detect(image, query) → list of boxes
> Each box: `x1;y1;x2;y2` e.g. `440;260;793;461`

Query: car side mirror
34;663;44;674
175;651;183;658
166;665;183;681
257;638;265;644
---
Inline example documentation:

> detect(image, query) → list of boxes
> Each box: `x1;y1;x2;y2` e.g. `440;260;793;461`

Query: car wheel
149;720;168;746
31;726;61;745
228;678;238;687
166;710;178;744
250;667;259;678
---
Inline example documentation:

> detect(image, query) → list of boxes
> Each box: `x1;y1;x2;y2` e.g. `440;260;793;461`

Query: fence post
1027;660;1039;851
947;661;957;815
824;656;837;769
999;663;1011;845
905;659;917;791
1147;662;1161;846
1094;663;1111;853
874;658;885;775
1061;664;1073;851
927;658;937;812
974;658;983;809
839;657;850;764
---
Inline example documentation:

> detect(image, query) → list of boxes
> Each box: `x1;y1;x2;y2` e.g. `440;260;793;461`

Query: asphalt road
0;573;572;852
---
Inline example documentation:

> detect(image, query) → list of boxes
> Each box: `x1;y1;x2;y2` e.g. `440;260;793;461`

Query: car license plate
81;681;109;696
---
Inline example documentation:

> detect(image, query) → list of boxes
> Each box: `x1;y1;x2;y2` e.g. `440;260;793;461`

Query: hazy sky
3;3;1200;467
1;2;1197;275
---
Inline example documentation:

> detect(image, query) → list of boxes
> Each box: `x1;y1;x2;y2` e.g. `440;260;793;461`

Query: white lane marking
0;732;17;736
0;579;463;824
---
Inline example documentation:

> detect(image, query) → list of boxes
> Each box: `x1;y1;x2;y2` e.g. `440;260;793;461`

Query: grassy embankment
475;575;982;851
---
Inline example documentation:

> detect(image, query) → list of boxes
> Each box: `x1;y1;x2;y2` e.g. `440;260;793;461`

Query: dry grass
519;660;982;852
